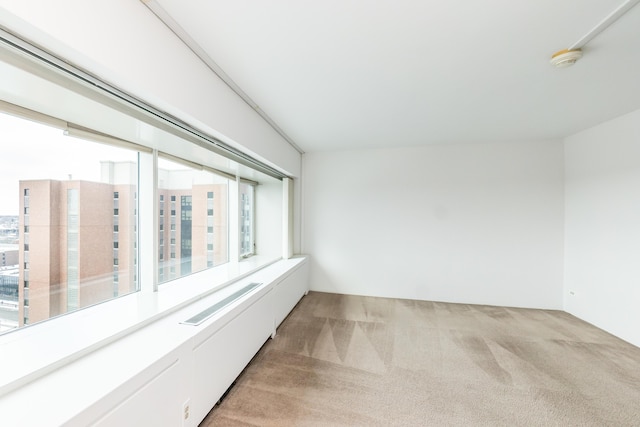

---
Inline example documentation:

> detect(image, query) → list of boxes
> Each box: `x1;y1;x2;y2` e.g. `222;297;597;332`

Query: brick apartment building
18;162;228;326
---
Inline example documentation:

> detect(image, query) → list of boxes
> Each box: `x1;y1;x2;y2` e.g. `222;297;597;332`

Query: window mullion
138;150;159;293
229;177;240;263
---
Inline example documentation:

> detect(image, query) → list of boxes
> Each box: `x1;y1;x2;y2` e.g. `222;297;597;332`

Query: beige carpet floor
200;291;640;426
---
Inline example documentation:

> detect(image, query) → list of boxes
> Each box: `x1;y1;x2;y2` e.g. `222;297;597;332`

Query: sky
0;112;137;216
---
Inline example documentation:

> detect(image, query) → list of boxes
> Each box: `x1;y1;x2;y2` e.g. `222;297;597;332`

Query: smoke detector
550;49;583;68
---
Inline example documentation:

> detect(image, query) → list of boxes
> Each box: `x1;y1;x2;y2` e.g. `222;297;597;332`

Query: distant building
0;217;19;247
17;162;229;327
1;248;18;267
0;266;19;300
1;246;21;332
18;179;137;326
0;216;19;234
157;168;228;283
0;266;19;332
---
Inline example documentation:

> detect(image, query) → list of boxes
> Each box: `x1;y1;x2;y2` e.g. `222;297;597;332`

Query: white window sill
0;255;286;397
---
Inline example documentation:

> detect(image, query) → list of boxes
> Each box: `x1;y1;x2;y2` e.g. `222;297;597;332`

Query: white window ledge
0;255;296;397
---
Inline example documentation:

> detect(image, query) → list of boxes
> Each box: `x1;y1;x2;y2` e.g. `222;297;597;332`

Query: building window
67;188;80;311
239;182;255;257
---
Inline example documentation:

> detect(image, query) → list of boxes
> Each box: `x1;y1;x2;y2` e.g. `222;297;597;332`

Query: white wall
0;0;300;177
564;108;640;347
303;140;565;309
255;179;283;259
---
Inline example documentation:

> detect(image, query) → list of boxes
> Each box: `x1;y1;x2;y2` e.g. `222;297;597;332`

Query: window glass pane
0;112;139;335
158;158;228;284
239;182;255;257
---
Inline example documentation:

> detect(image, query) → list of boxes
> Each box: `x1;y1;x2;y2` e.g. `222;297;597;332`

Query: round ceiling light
550;49;583;68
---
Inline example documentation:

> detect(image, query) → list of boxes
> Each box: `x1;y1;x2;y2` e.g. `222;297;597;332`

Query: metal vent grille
181;282;261;326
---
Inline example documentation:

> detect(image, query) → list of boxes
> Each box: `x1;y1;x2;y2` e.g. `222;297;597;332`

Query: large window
158;157;229;284
0;112;139;333
0;28;288;341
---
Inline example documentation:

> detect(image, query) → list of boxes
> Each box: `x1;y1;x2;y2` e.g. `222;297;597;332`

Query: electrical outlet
182;399;191;427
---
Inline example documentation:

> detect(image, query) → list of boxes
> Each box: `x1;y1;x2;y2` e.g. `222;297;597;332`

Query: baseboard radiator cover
181;282;262;326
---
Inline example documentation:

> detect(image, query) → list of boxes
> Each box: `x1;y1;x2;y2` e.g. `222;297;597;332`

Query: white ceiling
151;0;640;152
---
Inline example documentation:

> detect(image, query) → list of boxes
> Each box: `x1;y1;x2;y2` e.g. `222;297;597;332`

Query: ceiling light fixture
550;49;583;68
550;0;640;68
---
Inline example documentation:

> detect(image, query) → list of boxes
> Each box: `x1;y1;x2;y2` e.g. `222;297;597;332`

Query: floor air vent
181;282;261;326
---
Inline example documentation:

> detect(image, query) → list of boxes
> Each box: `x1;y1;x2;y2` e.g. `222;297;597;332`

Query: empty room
0;1;639;426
